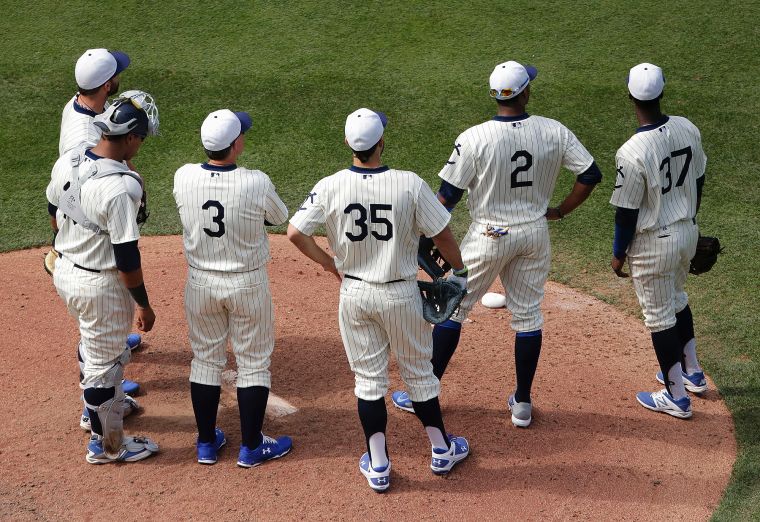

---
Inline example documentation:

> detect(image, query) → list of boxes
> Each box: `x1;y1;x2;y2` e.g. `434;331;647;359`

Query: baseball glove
44;248;58;276
418;236;451;279
418;279;467;324
690;235;723;275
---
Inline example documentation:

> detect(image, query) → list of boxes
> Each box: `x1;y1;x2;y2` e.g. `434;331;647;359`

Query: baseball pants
338;279;440;402
53;255;133;387
185;266;274;388
628;219;699;332
452;220;551;332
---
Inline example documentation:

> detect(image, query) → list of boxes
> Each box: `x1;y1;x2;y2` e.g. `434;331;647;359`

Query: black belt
60;254;100;273
344;274;404;284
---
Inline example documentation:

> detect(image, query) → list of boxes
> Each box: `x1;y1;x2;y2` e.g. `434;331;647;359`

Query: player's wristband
452;266;469;277
128;283;150;308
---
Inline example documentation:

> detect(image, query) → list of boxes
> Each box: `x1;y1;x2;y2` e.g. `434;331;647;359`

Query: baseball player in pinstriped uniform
58;49;144;431
173;109;292;466
611;63;708;419
288;108;470;492
392;61;602;428
47;98;159;463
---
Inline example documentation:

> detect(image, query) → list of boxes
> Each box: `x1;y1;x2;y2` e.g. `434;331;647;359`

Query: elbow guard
113;241;141;273
438;180;465;208
577;162;602;185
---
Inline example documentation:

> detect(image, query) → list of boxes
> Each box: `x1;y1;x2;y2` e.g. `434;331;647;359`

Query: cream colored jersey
173;163;288;272
610;116;707;231
59;96;103;155
46;149;141;270
290;166;451;283
439;115;594;226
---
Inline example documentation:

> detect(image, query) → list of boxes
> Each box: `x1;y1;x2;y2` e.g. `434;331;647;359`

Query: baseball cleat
636;389;692;419
126;334;142;351
391;391;414;413
197;428;226;465
122;379;140;396
85;435;159;464
80;394;140;431
359;452;391;492
507;394;532;428
656;370;708;394
237;434;292;468
430;434;470;475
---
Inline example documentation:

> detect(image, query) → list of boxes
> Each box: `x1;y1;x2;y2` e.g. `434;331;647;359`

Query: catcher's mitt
418;279;467;324
418;236;451;279
44;249;59;276
690;235;723;275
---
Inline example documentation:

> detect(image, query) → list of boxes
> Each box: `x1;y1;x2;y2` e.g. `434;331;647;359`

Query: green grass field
1;1;757;518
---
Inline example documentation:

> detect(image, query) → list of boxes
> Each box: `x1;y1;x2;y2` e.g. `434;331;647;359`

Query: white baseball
481;292;507;309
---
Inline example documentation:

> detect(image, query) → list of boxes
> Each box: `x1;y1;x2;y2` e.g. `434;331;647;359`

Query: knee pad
82;358;127;457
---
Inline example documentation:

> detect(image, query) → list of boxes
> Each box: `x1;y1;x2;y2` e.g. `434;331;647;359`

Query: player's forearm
287;224;335;270
48;203;58;232
555;180;596;217
431;226;465;271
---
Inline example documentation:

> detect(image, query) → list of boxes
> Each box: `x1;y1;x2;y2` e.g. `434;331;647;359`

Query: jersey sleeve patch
609;156;645;210
289;181;325;235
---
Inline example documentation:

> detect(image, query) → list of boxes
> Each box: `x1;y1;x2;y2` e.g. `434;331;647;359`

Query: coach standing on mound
288;108;470;492
392;61;602;428
173;109;292;467
47;98;159;463
610;63;708;419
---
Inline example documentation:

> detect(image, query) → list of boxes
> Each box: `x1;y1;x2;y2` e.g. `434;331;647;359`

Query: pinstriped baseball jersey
173;163;288;272
289;166;451;283
46;149;141;270
59;96;104;155
610;116;707;231
439;115;595;226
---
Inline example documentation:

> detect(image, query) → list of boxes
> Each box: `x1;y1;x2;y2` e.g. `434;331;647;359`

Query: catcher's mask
94;97;149;137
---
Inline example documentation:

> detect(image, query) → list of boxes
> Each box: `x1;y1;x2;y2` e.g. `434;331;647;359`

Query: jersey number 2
510;150;533;188
202;200;225;237
344;203;393;242
660;146;692;195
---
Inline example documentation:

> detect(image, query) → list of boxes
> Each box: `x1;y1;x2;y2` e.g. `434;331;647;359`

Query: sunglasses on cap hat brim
488;64;538;99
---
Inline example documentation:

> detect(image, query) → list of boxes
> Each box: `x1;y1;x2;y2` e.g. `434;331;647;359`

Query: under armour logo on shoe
433;459;443;466
263;448;271;454
377;477;387;484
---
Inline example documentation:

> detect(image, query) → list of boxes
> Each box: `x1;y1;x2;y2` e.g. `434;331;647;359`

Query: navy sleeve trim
612;207;639;259
48;202;58;217
577;162;602;185
438;180;465;207
113;240;141;272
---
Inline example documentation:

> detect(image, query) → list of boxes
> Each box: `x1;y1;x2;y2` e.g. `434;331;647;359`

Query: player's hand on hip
611;256;629;278
136;305;156;332
322;259;342;282
545;207;564;221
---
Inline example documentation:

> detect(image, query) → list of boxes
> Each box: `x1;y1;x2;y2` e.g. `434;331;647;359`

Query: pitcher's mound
0;235;734;521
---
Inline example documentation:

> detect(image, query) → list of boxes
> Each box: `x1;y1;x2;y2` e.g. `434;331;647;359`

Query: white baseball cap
75;49;130;90
628;63;665;101
345;108;387;151
489;61;538;100
201;109;252;151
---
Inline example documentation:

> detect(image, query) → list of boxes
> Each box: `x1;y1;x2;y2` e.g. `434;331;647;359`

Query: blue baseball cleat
122;379;140;395
391;390;414;413
126;334;142;351
237;434;292;468
656;370;708;394
359;452;391;492
86;434;158;464
636;389;692;419
197;428;226;465
430;434;470;475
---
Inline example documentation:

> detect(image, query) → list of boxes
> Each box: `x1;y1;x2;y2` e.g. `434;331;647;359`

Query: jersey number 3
344;203;393;242
202;200;225;237
510;150;533;188
660;146;692;195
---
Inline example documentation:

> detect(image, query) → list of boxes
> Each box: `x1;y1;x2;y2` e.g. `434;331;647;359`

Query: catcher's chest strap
344;274;404;284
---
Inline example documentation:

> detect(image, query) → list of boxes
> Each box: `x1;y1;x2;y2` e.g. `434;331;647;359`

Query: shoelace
262;434;278;445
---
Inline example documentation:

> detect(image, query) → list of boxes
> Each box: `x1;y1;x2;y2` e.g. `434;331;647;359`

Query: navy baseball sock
411;396;449;450
514;330;542;403
191;382;221;443
83;387;115;436
651;326;687;399
675;305;700;373
238;385;269;449
358;398;388;467
432;320;462;380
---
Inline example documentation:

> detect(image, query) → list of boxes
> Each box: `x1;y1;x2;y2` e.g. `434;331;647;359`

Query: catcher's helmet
94;98;149;137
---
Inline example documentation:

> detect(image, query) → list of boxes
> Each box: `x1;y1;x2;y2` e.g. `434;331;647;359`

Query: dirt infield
0;235;735;521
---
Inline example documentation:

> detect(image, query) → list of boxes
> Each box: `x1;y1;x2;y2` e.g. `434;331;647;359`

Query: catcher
288;108;470;492
610;63;719;419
